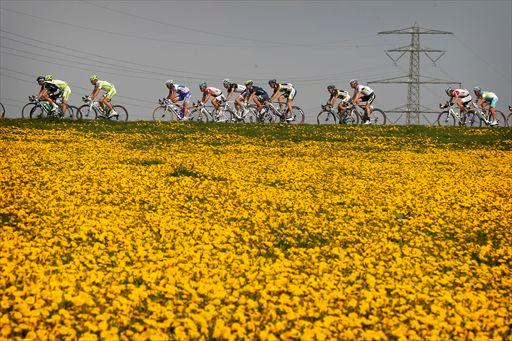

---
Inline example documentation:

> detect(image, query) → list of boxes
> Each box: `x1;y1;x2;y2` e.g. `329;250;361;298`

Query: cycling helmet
349;79;358;85
445;87;453;95
165;79;174;86
36;76;45;82
473;86;481;92
199;82;207;89
44;74;53;81
223;79;231;85
245;80;253;86
268;79;277;85
327;85;335;90
90;75;98;81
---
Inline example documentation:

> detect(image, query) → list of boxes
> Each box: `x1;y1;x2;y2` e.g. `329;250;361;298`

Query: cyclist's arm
90;87;100;100
269;89;279;102
166;88;174;100
225;90;234;101
200;93;210;105
37;86;47;98
328;94;337;106
476;98;486;108
352;92;362;104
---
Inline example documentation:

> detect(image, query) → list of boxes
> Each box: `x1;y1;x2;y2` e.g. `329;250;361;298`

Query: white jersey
227;83;246;93
453;89;470;98
205;87;222;97
356;84;374;96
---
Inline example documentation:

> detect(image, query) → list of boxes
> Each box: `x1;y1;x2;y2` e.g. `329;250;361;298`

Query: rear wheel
494;110;507;127
368;108;386;125
317;110;337;125
69;105;81;119
340;110;358;125
437;111;455;126
111;105;128;121
465;111;480;127
0;102;5;118
508;112;512;127
78;104;97;120
287;106;305;124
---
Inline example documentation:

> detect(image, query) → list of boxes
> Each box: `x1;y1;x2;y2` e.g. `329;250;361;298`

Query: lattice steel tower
369;23;460;125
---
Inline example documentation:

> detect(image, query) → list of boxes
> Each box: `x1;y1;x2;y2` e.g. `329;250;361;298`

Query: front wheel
508;112;512;127
153;105;173;121
29;105;48;119
317;110;338;125
111;105;128;121
367;109;386;125
437;111;455;126
0;102;5;118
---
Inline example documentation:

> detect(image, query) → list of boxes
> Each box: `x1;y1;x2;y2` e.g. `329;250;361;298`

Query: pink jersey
205;87;222;96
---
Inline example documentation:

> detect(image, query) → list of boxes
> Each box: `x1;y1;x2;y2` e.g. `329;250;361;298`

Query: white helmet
223;79;230;85
165;80;174;86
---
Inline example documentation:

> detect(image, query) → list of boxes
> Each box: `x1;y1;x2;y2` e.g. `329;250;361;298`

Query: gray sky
1;0;511;123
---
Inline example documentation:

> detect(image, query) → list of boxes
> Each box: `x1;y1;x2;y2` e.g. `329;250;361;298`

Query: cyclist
326;85;351;119
350;79;375;124
164;80;191;119
243;80;269;113
88;75;117;118
473;86;499;126
443;87;472;113
36;76;61;112
199;82;225;113
44;75;71;116
223;79;246;112
268;79;296;121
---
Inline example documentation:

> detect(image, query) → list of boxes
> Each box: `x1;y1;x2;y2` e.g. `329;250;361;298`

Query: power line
0;29;234;79
83;1;382;48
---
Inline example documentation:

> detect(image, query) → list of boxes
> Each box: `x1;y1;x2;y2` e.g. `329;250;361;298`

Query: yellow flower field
1;121;511;340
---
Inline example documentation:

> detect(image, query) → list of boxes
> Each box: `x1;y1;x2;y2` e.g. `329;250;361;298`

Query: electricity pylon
369;23;461;125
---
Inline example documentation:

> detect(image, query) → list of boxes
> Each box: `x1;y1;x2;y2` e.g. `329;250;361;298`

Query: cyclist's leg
366;93;375;117
254;97;264;111
182;93;191;117
212;98;220;111
286;89;296;118
489;97;498;120
61;86;71;115
103;88;116;112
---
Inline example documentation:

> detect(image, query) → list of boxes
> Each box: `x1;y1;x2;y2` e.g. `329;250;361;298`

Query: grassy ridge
1;118;511;150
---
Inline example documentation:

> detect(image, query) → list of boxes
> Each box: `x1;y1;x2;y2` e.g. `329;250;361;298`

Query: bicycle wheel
437;111;455;126
29;105;47;119
61;106;75;120
317;110;337;125
287;106;305;124
0;102;5;118
368;109;386;125
508;112;512;127
78;104;98;120
111;105;128;122
340;110;359;125
188;109;208;122
494;110;507;127
153;105;173;122
68;106;80;119
465;111;480;127
21;102;36;119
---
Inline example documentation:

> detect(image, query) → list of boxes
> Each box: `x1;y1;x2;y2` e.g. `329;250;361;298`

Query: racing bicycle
436;103;479;126
261;101;305;124
78;96;128;121
317;104;358;125
344;103;387;125
469;102;507;127
28;96;75;119
153;98;192;121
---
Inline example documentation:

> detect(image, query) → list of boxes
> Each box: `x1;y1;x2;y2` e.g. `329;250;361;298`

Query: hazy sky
1;0;511;123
